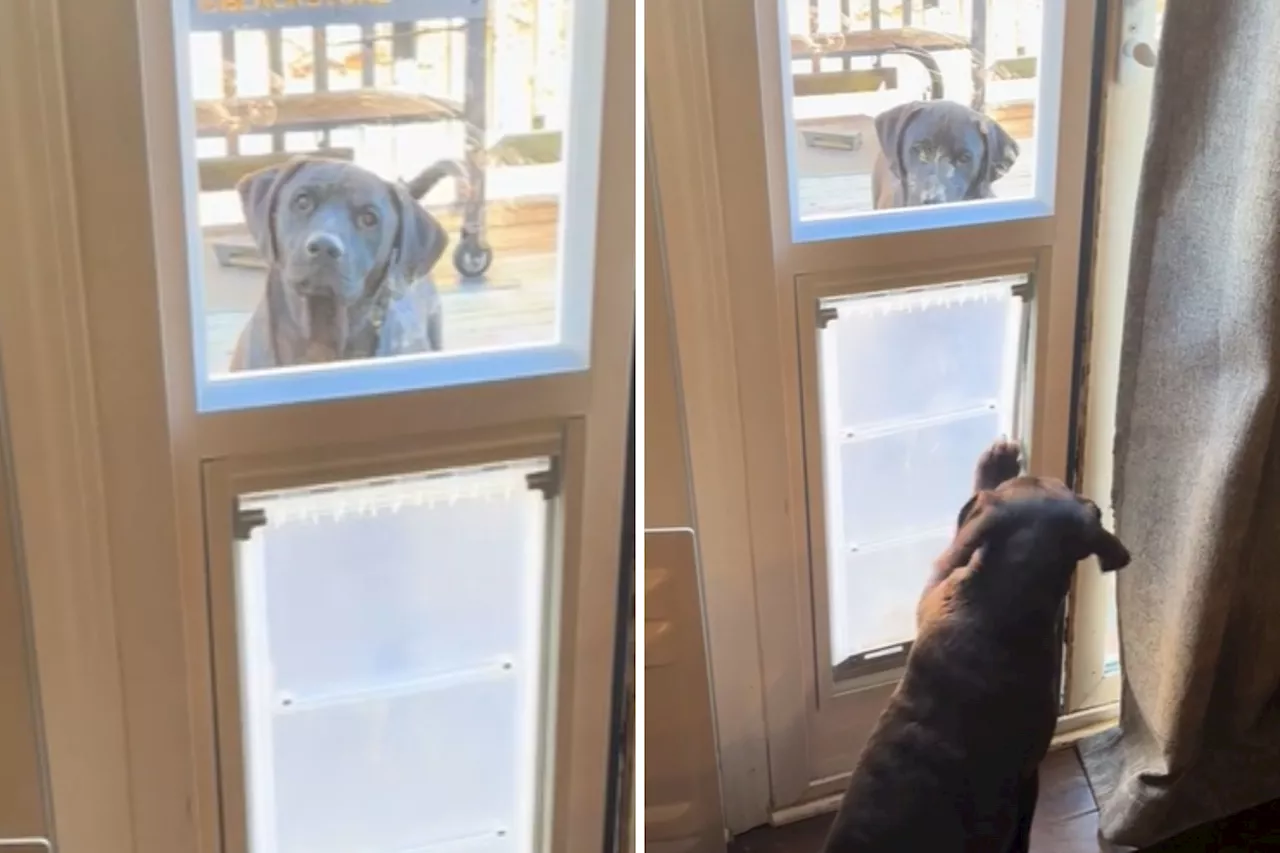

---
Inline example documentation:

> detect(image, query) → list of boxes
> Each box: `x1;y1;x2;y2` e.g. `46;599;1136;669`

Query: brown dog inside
920;441;1130;632
822;440;1130;853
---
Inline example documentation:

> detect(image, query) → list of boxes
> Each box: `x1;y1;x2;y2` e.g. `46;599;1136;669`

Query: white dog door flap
816;275;1030;682
230;458;555;853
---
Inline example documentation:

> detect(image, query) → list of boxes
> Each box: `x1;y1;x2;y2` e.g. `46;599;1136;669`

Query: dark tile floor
727;747;1280;852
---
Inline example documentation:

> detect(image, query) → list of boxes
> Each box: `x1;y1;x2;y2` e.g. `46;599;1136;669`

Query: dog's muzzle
305;231;345;260
291;231;363;302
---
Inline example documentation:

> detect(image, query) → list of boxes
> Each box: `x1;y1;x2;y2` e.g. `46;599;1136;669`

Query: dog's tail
404;159;468;201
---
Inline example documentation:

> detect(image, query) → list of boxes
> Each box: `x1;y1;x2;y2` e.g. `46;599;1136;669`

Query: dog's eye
955;151;973;165
357;208;380;228
912;142;930;161
292;192;315;213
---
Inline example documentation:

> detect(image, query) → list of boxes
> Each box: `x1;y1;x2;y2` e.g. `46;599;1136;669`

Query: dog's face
875;101;1019;206
944;475;1131;614
238;157;447;314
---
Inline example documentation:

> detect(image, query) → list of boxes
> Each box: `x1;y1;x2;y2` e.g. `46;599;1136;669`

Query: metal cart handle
0;839;52;852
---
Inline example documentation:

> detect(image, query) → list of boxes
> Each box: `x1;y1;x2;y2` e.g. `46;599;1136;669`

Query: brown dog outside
229;157;460;371
821;440;1130;853
871;100;1019;209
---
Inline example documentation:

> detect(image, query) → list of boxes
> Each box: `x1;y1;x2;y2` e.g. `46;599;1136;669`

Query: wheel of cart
189;0;496;280
453;228;495;278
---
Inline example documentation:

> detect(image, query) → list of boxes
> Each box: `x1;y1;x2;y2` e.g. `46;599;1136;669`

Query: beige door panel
0;449;49;846
645;529;726;853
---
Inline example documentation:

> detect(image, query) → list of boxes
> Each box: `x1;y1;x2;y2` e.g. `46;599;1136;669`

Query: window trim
155;0;608;413
198;346;588;413
773;0;1070;244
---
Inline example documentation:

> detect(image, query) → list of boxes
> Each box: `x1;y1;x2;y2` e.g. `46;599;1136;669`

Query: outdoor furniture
191;0;495;279
791;0;990;109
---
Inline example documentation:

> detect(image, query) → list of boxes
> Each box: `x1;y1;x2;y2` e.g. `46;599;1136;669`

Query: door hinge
232;500;268;541
525;458;562;500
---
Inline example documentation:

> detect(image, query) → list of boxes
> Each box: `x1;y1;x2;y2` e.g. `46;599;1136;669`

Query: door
0;0;633;851
0;427;51;852
644;171;727;853
648;0;1103;827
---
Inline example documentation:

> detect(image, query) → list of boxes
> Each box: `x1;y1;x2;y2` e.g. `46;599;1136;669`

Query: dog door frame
798;259;1035;697
204;433;565;853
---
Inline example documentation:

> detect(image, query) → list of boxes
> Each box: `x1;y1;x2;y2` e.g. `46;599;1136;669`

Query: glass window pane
176;1;604;410
233;458;553;853
831;530;950;676
1104;573;1119;675
780;0;1059;240
838;409;1002;547
817;276;1029;679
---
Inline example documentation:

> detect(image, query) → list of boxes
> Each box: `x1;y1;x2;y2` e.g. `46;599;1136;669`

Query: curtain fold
1078;1;1280;847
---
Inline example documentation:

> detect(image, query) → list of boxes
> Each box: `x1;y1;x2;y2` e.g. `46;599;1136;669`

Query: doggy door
225;458;555;853
814;275;1029;683
171;0;606;411
778;0;1062;241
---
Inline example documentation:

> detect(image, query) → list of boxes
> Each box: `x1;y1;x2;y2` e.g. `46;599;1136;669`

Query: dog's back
821;493;1124;853
822;603;1059;852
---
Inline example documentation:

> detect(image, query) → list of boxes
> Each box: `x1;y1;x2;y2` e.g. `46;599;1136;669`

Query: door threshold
766;702;1119;827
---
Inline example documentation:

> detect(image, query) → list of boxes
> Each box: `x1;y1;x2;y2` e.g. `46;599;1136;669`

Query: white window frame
776;0;1069;244
160;0;609;412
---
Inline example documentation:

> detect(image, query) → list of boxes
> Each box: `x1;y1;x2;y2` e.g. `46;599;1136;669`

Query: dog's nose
305;233;345;260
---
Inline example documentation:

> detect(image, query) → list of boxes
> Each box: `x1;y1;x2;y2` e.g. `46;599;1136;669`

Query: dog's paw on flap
974;438;1023;491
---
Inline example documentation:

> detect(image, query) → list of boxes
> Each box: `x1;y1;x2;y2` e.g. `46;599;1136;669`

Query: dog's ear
980;117;1019;183
1075;499;1131;573
389;182;449;284
944;490;1004;567
1090;528;1132;573
237;159;307;264
874;102;924;179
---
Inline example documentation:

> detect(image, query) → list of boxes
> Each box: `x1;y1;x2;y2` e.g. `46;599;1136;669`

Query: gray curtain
1077;1;1280;848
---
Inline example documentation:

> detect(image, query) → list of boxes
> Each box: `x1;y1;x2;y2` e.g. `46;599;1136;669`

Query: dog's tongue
304;295;348;361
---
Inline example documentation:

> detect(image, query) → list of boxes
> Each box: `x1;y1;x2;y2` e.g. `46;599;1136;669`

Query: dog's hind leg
1006;772;1038;853
426;303;444;352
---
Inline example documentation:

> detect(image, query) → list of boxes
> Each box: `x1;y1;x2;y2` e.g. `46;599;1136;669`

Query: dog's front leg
974;439;1023;491
1006;772;1038;853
